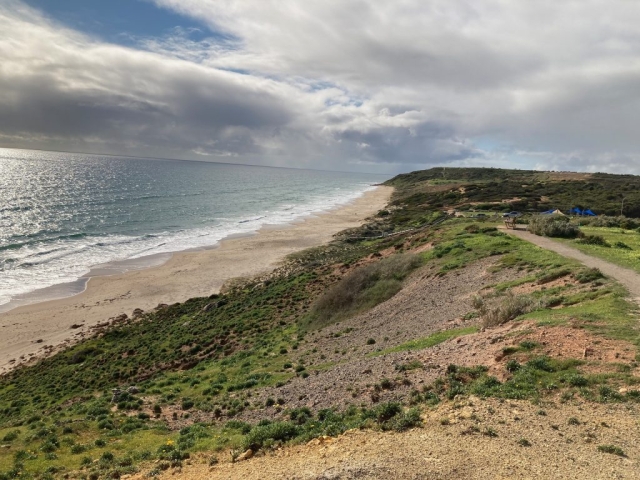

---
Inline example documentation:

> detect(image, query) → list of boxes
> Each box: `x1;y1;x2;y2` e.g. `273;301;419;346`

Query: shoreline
0;186;392;374
0;184;380;315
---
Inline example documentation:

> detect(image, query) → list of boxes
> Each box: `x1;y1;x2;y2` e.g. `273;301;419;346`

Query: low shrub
577;235;610;247
566;374;588;387
471;295;485;311
528;215;580;238
395;360;424;372
100;451;115;462
574;268;604;284
70;444;86;454
597;444;626;456
373;402;402;423
537;268;571;285
505;359;521;373
578;215;640;230
379;378;394;390
519;340;538;350
309;253;423;327
242;422;299;451
482;292;543;327
389;407;421;431
289;407;313;425
2;431;19;442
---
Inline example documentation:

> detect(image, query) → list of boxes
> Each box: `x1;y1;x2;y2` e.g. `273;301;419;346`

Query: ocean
0;148;387;311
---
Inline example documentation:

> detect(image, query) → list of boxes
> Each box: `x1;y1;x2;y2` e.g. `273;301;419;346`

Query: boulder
236;449;253;462
201;303;214;312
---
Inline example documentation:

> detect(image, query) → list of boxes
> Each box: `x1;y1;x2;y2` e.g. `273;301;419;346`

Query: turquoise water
0;148;387;309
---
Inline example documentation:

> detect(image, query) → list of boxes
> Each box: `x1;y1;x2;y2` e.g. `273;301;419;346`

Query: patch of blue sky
324;97;364;108
473;136;504;152
23;0;228;46
296;80;365;107
308;80;338;92
217;67;253;76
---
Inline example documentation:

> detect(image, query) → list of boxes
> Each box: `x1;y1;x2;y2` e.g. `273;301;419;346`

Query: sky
2;1;640;174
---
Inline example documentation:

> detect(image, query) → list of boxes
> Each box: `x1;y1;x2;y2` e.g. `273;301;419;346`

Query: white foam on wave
0;184;375;308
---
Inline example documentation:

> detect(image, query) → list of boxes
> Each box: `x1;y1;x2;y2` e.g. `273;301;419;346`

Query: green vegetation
520;293;640;348
374;327;478;355
566;226;640;273
2;166;640;477
385;168;640;218
597;444;626;457
577;234;610;247
529;215;581;238
420;357;640;405
307;253;424;329
476;293;546;328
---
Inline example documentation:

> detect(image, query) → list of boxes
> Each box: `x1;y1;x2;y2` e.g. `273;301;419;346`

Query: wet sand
0;186;392;373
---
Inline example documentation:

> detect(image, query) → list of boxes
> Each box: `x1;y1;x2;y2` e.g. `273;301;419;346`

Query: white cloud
3;0;640;172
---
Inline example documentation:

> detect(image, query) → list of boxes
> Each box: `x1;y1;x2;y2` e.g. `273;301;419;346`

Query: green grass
416;219;576;275
561;227;640;273
374;327;479;356
426;356;640;404
520;292;640;347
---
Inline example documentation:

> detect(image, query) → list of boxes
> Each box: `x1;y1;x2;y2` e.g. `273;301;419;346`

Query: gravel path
503;227;640;301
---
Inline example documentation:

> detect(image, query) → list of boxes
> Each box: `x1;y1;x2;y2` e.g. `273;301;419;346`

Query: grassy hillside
385;167;640;217
1;167;639;479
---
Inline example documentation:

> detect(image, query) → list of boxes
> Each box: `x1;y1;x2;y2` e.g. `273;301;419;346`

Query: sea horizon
0;148;389;312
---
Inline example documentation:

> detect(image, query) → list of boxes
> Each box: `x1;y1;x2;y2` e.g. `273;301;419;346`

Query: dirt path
502;227;640;301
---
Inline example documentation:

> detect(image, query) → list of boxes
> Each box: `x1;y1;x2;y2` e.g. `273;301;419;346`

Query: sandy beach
0;186;392;374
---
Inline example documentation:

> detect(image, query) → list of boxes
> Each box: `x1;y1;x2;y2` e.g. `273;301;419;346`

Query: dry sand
0;186;392;374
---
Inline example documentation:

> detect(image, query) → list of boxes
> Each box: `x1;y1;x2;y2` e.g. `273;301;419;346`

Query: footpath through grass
560;226;640;274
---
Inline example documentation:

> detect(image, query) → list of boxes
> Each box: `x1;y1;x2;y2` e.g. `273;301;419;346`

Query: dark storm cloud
0;2;299;161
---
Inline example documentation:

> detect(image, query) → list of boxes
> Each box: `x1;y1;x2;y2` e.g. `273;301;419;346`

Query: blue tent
571;207;597;216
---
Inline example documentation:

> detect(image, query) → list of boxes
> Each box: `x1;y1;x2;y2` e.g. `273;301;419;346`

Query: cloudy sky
1;0;640;173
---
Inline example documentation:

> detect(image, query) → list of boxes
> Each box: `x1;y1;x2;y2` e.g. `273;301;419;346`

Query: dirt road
503;227;640;300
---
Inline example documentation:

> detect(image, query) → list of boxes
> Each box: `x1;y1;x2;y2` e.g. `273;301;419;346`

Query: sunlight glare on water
0;149;386;308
